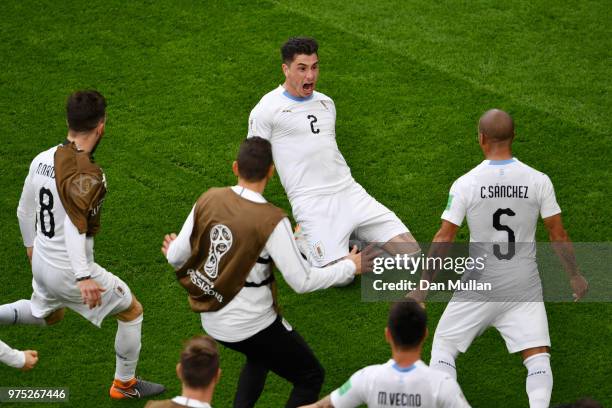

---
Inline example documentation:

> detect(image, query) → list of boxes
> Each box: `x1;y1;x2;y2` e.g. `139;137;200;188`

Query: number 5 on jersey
492;208;515;260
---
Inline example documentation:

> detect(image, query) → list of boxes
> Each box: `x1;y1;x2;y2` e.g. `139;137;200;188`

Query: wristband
75;275;91;282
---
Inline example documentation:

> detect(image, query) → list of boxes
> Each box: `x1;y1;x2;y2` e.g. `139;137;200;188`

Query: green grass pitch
0;1;610;406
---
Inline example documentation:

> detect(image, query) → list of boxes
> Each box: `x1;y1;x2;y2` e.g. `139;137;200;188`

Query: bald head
478;109;514;143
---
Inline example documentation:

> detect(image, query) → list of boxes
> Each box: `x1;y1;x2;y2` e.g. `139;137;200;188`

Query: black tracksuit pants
218;316;325;408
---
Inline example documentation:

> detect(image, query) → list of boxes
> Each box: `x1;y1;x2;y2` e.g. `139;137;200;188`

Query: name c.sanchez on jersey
247;86;354;202
480;184;529;199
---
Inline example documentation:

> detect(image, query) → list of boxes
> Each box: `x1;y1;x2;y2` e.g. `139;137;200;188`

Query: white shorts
432;300;550;354
293;182;409;267
30;253;132;328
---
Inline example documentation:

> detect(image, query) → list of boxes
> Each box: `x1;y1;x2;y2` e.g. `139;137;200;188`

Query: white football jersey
330;359;470;408
17;146;94;270
442;158;561;295
247;86;354;203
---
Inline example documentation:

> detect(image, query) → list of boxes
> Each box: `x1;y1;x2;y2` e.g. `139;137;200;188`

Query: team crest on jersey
204;224;233;279
114;285;125;297
311;241;325;261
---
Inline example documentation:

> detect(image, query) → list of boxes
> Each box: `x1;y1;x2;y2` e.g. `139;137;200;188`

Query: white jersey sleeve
247;101;274;140
16;160;38;247
441;177;470;227
0;340;25;369
330;368;368;408
537;174;561;219
435;376;471;408
64;215;93;280
265;218;356;293
166;205;196;270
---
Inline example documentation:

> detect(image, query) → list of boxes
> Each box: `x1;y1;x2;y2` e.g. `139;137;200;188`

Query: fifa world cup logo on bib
204;224;233;279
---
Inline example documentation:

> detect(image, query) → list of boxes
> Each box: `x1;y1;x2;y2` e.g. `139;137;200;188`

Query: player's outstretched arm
267;218;378;293
163;205;196;270
543;214;588;301
0;341;38;370
407;221;459;303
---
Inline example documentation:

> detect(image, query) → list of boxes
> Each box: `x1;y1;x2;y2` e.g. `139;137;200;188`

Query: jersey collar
487;158;516;165
171;396;212;408
231;185;266;203
390;359;419;373
280;85;314;102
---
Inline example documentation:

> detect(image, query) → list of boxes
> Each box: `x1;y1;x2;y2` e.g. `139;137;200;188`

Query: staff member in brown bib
145;335;220;408
162;137;373;408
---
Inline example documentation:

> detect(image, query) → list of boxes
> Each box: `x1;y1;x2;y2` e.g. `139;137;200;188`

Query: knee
44;308;65;325
130;298;144;317
521;346;550;361
116;297;143;322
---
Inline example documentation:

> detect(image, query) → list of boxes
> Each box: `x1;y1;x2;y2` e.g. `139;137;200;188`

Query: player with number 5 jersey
422;109;588;408
0;90;164;400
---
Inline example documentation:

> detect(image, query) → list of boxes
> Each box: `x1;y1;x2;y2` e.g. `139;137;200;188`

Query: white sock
114;314;143;382
523;353;553;408
0;300;45;326
430;348;458;380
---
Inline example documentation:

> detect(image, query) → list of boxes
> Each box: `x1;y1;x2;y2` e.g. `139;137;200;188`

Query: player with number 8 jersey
0;90;164;400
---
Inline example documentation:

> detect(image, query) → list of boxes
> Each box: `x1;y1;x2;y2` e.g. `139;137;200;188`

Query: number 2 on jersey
39;187;55;238
492;208;515;260
307;115;320;134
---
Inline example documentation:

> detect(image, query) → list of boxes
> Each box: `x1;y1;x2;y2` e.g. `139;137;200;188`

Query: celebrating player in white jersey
247;37;419;268
422;109;588;408
0;91;164;400
302;301;470;408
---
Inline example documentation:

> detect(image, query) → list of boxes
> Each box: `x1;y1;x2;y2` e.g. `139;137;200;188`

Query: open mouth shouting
302;82;314;95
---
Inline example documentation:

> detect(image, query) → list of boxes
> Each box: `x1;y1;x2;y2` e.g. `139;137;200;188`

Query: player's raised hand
77;278;106;309
21;350;38;371
570;273;588;302
161;233;177;257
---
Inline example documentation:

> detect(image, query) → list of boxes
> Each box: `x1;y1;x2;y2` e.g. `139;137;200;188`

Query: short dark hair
66;90;106;132
180;335;219;389
388;300;427;349
281;37;318;65
237;137;273;182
